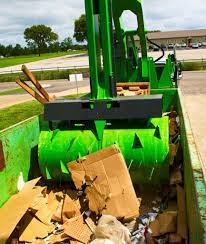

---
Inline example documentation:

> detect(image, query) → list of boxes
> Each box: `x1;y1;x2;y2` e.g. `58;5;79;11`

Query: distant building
134;29;206;47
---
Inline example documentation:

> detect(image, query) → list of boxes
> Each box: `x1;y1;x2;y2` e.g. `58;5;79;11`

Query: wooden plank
117;82;149;87
22;65;53;102
16;78;47;104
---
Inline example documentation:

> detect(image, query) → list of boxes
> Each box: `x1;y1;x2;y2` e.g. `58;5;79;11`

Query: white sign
69;73;83;82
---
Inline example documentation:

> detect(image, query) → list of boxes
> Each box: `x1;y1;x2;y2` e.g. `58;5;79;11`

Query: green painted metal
177;90;206;243
38;117;169;184
1;90;206;242
0;117;40;207
37;0;179;184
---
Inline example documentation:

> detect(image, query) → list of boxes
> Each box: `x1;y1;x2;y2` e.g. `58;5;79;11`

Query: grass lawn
0;87;25;95
0;93;87;130
0;100;43;130
0;50;85;68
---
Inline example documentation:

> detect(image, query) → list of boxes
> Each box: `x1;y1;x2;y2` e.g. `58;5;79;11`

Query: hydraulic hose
147;37;165;63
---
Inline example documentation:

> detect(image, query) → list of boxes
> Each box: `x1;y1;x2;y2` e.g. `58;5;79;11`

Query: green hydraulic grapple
39;0;180;184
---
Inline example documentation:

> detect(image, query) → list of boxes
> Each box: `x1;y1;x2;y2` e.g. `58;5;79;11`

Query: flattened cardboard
0;177;42;243
150;211;177;237
63;215;93;243
68;145;140;220
35;190;59;225
177;185;188;239
19;213;53;242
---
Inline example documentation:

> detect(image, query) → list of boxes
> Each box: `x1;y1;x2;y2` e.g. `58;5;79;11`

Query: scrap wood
67;145;140;220
0;177;42;243
63;215;94;244
177;185;188;239
16;78;47;105
21;65;53;102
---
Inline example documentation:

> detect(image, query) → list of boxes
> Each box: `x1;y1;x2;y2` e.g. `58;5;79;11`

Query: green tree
24;25;58;56
60;37;73;51
73;14;87;43
0;44;6;57
49;41;60;53
12;44;23;56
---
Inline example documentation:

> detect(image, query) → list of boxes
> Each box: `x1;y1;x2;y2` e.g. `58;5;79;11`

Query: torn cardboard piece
62;190;81;223
63;215;94;243
0;177;42;243
67;145;140;220
34;190;60;225
19;212;54;243
150;211;177;237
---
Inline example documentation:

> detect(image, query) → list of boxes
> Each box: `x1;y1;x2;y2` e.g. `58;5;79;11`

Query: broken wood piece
67;145;140;220
117;82;149;88
16;78;47;104
116;87;123;92
129;86;140;91
0;178;42;243
21;65;53;102
177;185;188;239
63;215;93;243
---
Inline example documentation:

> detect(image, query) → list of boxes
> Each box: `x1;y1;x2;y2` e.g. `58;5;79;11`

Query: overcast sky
0;0;206;46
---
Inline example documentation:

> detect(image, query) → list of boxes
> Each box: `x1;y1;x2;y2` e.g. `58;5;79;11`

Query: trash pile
0;112;187;244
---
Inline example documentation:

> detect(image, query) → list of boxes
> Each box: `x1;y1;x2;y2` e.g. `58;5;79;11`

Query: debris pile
0;115;188;244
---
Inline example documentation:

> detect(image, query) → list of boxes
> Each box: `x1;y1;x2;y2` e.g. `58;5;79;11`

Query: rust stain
0;140;5;171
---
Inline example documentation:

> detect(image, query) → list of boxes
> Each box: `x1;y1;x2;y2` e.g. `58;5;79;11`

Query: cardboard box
67;145;140;220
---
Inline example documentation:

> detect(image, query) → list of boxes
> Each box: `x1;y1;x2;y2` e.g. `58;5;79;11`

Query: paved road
180;71;206;177
0;79;90;94
1;48;206;73
0;79;90;109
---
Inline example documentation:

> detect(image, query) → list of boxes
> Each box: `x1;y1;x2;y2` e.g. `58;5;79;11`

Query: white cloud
0;0;205;46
